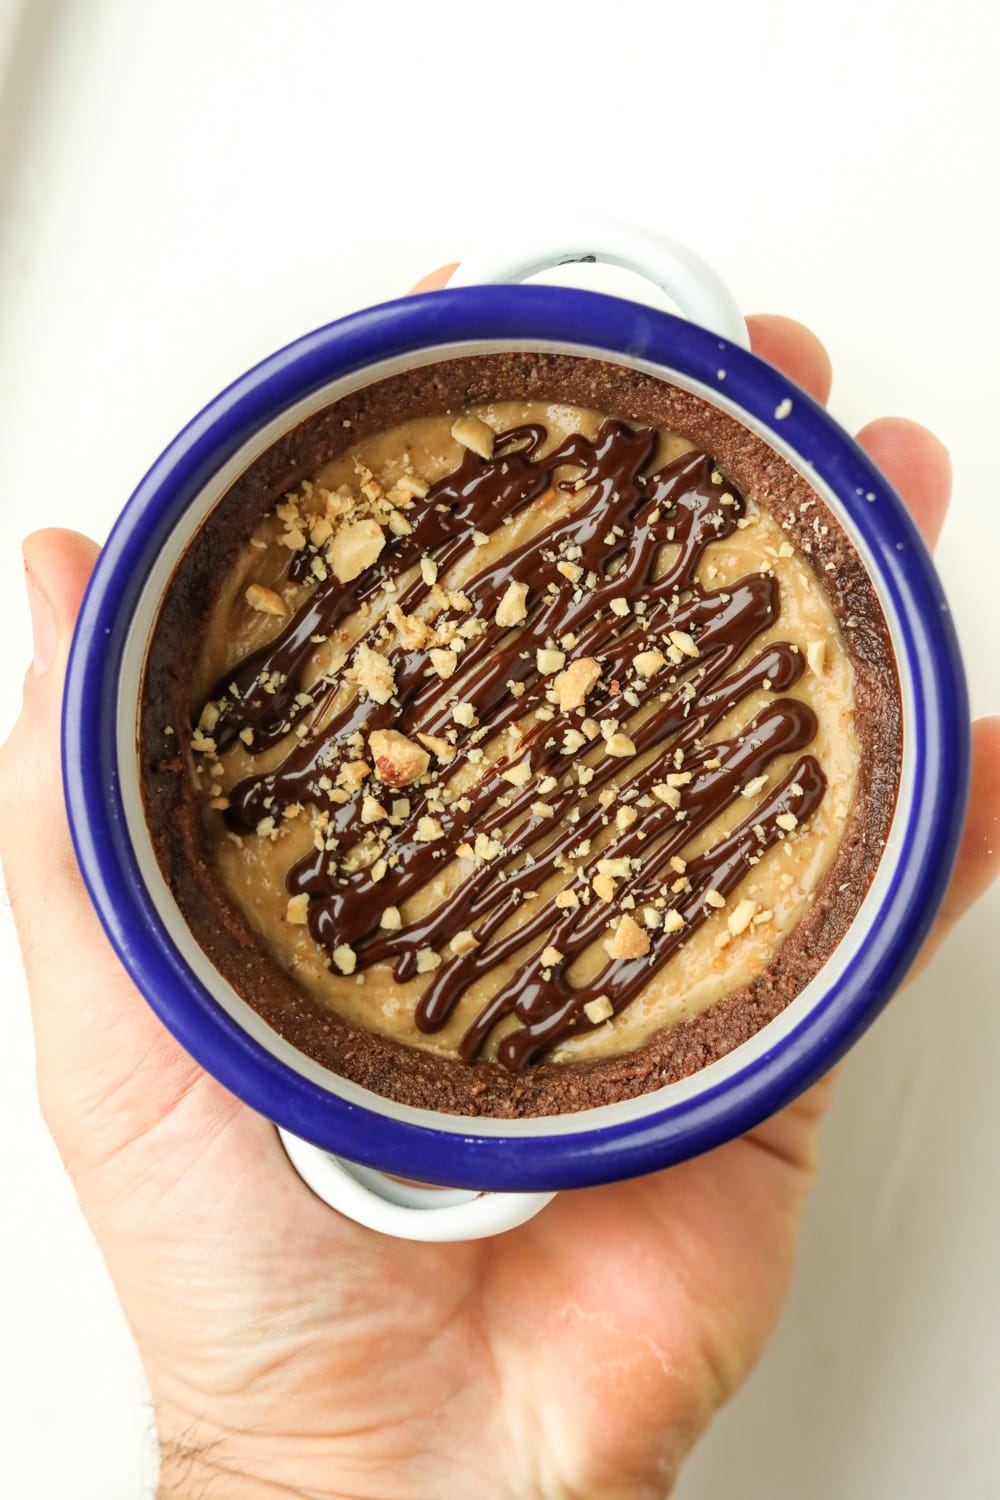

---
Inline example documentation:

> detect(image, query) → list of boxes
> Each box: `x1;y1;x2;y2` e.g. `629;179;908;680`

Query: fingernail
24;563;57;676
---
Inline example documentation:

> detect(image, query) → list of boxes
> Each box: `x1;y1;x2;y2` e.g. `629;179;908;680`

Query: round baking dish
62;228;969;1237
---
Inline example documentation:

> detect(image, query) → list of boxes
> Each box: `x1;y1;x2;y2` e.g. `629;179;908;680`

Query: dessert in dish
140;355;901;1116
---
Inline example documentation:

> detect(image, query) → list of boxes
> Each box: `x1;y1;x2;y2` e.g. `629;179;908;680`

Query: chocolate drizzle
195;417;828;1069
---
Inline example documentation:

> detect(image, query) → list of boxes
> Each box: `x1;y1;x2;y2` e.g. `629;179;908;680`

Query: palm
59;938;820;1500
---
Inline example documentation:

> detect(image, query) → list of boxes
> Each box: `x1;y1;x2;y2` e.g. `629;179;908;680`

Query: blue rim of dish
62;286;970;1192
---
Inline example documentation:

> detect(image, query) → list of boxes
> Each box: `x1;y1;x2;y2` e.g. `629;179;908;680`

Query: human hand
2;270;997;1500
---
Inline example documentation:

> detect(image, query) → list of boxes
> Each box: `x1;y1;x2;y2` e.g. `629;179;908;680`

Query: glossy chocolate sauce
195;420;826;1069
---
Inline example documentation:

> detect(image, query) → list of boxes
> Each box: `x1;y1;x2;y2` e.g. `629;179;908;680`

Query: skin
1;267;997;1500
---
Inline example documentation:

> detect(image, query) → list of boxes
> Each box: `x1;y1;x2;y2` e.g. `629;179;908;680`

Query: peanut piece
451;414;495;460
557;656;601;712
349;643;396;705
633;649;666;678
245;583;288;617
286;894;310;925
584;995;614;1025
369;728;431;787
496;580;529;627
605;912;651;960
328;518;386;583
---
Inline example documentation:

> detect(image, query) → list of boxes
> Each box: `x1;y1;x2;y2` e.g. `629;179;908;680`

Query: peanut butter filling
184;402;859;1069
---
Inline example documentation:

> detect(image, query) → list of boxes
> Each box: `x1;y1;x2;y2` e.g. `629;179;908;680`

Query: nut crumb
537;647;566;675
361;794;387;824
348;642;396;705
451;414;495;460
245;583;288;617
397;473;429;499
496;580;529;627
741;775;769;798
727;898;758;935
333;943;357;975
286;893;310;924
668;629;699;658
429;648;458;680
605;912;650;960
451;701;477;728
584;995;614;1025
416;732;455;763
369;728;431;787
633;649;666;678
557;656;601;711
605;732;637;758
329;518;386;583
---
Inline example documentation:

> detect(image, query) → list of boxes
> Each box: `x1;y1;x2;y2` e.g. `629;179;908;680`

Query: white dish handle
281;223;745;1241
279;1128;555;1242
448;217;749;348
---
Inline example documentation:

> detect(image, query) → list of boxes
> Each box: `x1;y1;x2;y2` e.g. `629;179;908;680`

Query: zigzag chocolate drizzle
198;419;826;1069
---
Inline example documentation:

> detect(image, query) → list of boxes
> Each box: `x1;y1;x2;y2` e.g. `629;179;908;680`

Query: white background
0;2;998;1496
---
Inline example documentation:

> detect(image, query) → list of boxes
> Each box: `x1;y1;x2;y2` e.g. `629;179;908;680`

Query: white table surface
0;2;997;1496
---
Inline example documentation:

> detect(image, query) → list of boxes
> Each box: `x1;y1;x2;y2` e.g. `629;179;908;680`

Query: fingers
408;263;459;295
910;717;1000;976
0;530;194;1136
854;418;953;552
745;315;833;406
744;319;952;553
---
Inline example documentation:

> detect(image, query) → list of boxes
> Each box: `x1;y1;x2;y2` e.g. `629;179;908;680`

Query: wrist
155;1407;345;1500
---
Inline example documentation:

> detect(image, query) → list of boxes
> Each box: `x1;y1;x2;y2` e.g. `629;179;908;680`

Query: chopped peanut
727;898;758;935
348;643;396;705
416;732;455;763
286;893;310;925
496;579;529;627
633;649;666;678
329;518;386;583
245;583;288;617
332;943;357;975
668;629;699;658
369;728;431;787
557;656;601;712
537;647;566;675
605;912;650;960
605;732;637;758
451;414;495;459
584;995;614;1024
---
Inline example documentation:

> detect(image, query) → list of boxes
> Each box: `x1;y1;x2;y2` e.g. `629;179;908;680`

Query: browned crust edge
139;353;901;1118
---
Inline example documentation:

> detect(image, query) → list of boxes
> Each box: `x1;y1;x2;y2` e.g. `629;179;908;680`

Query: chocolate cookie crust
140;353;901;1117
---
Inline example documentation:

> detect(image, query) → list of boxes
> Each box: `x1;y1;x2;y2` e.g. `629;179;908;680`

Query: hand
2;268;997;1500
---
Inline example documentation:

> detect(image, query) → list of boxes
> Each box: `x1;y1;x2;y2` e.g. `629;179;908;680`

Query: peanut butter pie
140;355;901;1116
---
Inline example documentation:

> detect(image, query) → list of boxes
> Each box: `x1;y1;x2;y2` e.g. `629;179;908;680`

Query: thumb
1;530;205;1152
